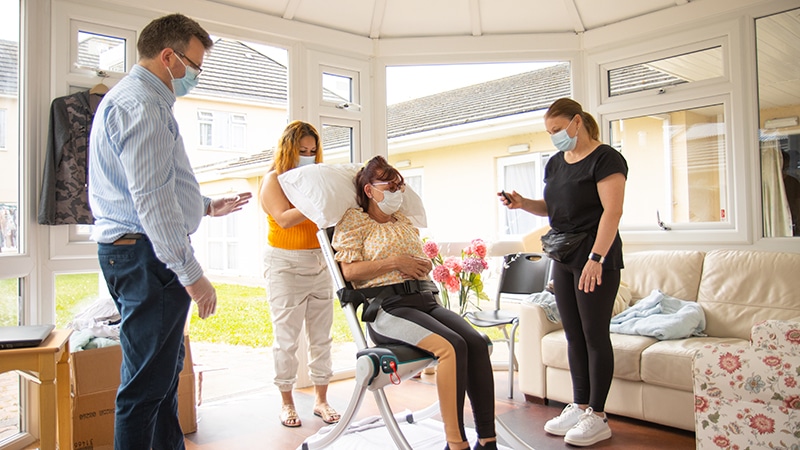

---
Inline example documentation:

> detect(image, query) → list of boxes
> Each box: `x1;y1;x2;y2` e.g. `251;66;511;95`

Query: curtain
760;139;792;237
504;161;542;234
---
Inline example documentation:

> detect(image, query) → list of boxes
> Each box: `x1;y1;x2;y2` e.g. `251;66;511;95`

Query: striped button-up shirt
89;64;210;286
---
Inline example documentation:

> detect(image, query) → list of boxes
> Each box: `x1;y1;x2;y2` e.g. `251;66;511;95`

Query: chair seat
465;310;518;327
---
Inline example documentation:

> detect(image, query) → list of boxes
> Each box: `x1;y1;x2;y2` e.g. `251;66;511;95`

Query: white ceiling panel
380;0;474;38
479;0;573;35
575;0;680;30
292;0;376;37
210;0;290;17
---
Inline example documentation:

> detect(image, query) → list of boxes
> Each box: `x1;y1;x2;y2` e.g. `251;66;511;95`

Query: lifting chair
301;228;533;450
464;252;551;399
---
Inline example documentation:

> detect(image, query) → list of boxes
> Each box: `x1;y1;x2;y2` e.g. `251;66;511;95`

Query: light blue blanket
523;291;560;323
609;289;706;340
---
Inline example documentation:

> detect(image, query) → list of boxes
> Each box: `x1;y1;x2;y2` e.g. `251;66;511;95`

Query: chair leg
507;321;519;399
373;389;415;450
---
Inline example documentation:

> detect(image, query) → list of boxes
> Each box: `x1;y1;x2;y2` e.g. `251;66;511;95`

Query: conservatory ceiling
205;0;799;109
210;0;697;38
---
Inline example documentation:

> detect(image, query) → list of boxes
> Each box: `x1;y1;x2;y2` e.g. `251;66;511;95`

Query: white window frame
588;19;749;246
599;37;729;106
496;152;551;238
206;213;240;275
198;110;214;147
306;51;371;163
0;109;6;150
230;113;247;150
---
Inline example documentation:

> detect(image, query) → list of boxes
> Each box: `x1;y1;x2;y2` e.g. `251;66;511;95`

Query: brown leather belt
113;233;146;245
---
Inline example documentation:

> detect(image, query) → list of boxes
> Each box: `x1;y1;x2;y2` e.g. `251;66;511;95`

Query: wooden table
0;329;72;450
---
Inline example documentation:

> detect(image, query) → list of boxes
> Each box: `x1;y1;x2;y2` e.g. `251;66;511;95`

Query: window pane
77;31;126;72
0;277;21;442
0;2;19;256
208;242;222;270
321;124;353;164
55;273;101;328
500;157;549;235
608;46;723;97
322;72;352;103
227;242;238;270
0;371;21;442
756;8;800;237
610;104;728;228
386;62;569;240
0;109;6;149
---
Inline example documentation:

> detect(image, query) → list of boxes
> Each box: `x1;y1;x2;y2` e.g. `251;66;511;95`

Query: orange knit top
267;214;319;250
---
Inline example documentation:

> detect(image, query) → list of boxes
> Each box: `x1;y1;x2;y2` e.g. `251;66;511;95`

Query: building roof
0;40;18;96
387;63;571;139
201;61;688;173
193;39;288;105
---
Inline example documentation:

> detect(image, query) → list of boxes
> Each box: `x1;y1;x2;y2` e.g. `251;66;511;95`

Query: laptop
0;324;56;350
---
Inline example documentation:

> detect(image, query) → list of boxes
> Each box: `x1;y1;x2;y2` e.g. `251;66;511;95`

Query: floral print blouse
332;208;429;289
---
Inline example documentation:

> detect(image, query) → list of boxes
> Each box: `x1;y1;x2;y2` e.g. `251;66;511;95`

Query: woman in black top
499;98;627;447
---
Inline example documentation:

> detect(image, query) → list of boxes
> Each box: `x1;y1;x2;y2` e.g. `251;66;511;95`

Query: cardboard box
71;335;196;450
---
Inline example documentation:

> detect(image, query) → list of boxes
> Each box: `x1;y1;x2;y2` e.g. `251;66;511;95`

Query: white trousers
263;245;334;391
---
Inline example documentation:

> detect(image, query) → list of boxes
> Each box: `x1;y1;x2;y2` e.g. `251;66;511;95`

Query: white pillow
278;163;427;229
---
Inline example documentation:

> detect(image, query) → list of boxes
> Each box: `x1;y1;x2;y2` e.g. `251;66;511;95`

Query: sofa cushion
621;251;705;303
640;337;747;391
697;250;800;340
541;330;657;381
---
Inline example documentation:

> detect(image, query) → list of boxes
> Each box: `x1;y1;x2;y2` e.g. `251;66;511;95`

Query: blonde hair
272;121;323;174
544;98;600;141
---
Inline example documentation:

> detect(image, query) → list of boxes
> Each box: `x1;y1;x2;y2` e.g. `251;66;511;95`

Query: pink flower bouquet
423;238;490;315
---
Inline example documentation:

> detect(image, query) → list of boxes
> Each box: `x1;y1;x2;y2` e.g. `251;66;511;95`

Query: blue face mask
297;155;316;167
550;117;578;152
167;56;200;97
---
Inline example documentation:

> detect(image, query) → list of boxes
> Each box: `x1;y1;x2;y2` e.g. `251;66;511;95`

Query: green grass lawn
2;274;501;346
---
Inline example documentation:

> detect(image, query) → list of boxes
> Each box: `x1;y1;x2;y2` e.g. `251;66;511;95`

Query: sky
246;40;556;105
386;62;556;105
0;1;19;41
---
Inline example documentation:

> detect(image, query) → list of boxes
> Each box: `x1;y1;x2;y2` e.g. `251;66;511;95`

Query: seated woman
331;155;497;450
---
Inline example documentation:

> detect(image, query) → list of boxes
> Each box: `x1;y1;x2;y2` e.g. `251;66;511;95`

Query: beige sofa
518;249;800;431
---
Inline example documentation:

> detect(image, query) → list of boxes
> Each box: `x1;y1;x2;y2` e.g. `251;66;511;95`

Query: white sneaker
563;407;612;446
543;403;584;436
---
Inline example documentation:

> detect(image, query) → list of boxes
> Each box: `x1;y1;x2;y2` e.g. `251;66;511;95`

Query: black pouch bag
540;229;588;262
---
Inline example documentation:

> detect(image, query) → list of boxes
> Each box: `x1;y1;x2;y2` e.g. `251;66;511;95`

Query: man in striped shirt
88;13;250;450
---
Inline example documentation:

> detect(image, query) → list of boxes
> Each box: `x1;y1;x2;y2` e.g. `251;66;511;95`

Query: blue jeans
98;238;191;450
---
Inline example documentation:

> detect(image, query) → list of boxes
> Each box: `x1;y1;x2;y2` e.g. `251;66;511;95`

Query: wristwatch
588;252;605;264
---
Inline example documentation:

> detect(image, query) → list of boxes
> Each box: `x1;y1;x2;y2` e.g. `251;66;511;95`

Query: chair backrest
495;252;551;308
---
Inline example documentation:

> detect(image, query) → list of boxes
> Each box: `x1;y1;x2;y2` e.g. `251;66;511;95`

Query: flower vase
457;288;475;316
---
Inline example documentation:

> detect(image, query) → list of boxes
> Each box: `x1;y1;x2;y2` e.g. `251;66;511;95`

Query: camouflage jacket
38;90;102;225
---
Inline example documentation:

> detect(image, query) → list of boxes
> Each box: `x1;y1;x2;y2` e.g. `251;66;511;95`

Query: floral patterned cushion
751;319;800;352
693;322;800;450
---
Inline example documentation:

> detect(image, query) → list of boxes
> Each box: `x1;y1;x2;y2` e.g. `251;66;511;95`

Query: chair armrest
518;302;563;399
692;343;800;406
750;319;800;352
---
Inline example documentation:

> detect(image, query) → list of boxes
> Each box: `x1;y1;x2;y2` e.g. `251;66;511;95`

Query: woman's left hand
579;260;602;293
399;255;432;279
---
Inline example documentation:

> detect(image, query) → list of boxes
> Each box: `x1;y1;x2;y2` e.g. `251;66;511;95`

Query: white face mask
374;188;404;215
297;155;316;167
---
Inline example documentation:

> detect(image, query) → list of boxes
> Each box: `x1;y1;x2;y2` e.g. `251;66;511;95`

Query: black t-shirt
543;144;628;269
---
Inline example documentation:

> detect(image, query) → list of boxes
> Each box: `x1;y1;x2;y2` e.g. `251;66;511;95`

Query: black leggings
367;291;495;444
551;262;620;413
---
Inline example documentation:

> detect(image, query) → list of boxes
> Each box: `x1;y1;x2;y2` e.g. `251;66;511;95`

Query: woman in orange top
259;121;339;427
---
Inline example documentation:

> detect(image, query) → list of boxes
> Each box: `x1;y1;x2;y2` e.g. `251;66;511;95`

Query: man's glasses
174;50;203;79
371;181;406;193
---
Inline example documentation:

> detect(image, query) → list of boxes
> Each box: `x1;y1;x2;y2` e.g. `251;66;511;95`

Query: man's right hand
186;275;217;319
